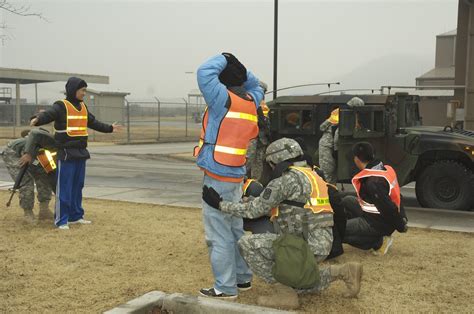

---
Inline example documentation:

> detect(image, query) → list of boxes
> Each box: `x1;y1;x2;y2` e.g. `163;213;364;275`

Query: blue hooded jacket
196;55;264;179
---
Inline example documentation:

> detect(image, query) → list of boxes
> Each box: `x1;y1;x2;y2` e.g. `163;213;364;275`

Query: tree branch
0;1;47;21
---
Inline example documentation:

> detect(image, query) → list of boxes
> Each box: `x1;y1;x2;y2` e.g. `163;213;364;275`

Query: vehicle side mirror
339;109;355;136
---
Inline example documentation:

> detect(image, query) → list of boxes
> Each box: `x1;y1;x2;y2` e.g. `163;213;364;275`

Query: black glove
202;185;223;209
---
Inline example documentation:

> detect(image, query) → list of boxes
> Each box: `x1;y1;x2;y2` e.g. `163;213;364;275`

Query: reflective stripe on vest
271;166;333;219
37;149;57;173
193;91;258;167
59;100;88;137
242;178;257;196
351;165;401;215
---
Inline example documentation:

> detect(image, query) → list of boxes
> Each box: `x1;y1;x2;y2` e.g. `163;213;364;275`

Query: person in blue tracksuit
196;53;264;299
30;77;121;230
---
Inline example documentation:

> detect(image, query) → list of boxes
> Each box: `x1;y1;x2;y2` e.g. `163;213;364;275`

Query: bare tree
0;0;45;20
0;1;46;44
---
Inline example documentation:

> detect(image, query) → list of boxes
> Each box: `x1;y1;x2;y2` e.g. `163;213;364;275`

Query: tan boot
38;202;54;220
257;283;299;310
23;209;36;224
330;262;363;298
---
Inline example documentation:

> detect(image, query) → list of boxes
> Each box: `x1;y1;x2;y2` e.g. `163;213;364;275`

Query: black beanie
219;59;247;87
352;142;375;163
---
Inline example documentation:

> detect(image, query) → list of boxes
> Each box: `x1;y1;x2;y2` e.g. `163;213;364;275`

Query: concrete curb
104;291;294;314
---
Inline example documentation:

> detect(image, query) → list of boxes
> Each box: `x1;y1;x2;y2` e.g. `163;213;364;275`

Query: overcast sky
0;0;459;103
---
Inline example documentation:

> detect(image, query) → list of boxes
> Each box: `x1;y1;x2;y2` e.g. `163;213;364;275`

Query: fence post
154;97;161;141
183;97;188;137
126;100;130;143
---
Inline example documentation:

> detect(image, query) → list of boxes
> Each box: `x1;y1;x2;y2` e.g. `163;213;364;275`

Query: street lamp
273;0;278;100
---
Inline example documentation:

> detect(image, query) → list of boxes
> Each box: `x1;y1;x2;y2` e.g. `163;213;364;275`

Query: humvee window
282;110;300;129
353;106;385;138
281;110;313;131
302;110;313;130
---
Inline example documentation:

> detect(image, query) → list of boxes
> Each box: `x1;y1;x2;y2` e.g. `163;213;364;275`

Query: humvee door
337;105;386;182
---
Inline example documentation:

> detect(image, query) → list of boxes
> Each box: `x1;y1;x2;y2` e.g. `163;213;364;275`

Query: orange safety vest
194;91;258;167
271;166;333;219
57;100;88;137
36;149;57;173
352;165;401;214
328;108;339;125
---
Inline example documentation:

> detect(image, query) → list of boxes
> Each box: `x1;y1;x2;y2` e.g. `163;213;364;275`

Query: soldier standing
246;82;271;184
1;129;58;223
319;97;365;184
203;138;362;309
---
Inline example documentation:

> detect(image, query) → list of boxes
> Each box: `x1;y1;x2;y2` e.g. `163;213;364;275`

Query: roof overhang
0;67;109;85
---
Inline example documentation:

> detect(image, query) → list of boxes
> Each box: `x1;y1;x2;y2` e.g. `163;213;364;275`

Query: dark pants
342;196;383;251
55;159;86;226
243;217;274;234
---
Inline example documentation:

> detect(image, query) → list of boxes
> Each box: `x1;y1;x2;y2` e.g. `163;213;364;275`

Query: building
83;89;130;124
416;30;457;126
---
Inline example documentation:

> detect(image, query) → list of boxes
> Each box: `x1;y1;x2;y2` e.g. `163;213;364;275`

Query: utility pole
273;0;278;100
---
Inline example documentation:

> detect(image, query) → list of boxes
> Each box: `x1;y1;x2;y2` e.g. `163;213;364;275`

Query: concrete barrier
105;291;294;314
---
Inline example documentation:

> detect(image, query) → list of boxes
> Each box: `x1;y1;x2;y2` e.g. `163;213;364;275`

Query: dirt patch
0;190;473;313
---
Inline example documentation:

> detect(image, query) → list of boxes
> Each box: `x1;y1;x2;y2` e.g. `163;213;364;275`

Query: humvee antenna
266;82;341;95
315;88;382;96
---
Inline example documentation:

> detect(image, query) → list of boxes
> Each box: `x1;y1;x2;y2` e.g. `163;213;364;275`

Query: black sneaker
199;287;237;299
237;282;252;291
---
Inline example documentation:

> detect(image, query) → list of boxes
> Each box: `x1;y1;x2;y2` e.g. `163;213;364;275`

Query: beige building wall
84;90;127;124
435;36;456;68
419;96;452;126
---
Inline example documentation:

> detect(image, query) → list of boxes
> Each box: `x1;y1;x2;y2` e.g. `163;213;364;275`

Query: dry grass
0;190;473;313
0;123;199;144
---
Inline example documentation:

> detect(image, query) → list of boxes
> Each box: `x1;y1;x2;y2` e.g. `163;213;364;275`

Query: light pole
273;0;278;100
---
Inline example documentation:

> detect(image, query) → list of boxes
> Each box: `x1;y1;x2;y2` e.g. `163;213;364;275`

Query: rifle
6;164;29;207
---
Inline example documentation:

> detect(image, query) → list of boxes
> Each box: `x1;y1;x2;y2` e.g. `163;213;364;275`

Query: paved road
1;142;472;232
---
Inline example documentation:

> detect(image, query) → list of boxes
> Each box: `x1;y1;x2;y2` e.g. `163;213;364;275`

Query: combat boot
38;202;54;220
330;262;363;298
23;209;36;224
257;283;299;310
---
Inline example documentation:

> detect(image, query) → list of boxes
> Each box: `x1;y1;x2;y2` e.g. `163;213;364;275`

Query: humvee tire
416;160;474;210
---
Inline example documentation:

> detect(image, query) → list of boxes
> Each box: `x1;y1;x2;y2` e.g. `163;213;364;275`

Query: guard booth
82;89;130;125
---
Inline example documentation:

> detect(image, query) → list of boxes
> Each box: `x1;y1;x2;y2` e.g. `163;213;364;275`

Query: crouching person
2;128;58;223
202;138;362;309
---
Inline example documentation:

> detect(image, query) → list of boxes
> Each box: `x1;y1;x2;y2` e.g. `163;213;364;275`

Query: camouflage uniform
210;138;362;304
246;104;270;183
318;97;365;184
1;129;57;213
222;150;334;293
318;120;338;184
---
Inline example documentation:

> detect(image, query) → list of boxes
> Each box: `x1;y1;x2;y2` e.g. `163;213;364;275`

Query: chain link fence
0;97;204;143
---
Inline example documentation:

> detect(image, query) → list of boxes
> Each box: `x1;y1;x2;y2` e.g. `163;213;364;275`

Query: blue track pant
55;159;86;226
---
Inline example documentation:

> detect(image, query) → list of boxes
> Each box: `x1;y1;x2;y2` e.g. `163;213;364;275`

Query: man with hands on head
194;53;264;299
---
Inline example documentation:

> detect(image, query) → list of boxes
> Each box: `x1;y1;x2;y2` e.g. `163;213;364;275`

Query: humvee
267;92;474;210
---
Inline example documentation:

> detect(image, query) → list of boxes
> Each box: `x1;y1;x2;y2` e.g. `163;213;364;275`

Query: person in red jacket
342;142;407;255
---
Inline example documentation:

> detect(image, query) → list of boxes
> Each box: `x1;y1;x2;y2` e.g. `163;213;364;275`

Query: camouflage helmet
265;138;303;165
347;97;365;107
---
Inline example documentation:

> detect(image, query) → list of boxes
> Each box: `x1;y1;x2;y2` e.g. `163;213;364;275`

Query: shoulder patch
262;188;272;200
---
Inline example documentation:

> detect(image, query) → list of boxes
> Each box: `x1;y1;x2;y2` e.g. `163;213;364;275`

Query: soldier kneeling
203;138;362;310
